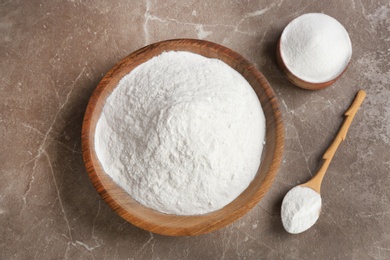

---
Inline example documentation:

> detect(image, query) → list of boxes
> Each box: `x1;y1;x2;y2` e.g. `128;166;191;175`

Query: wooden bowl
82;39;284;236
276;39;350;90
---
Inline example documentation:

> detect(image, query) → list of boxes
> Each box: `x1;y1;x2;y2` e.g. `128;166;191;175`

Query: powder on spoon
281;186;322;234
95;51;266;215
280;13;352;83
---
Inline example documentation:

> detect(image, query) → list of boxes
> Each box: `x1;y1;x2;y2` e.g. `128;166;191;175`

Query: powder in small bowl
94;51;266;216
279;13;352;85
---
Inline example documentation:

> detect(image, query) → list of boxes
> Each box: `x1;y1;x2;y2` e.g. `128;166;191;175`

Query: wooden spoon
281;90;366;234
301;89;366;193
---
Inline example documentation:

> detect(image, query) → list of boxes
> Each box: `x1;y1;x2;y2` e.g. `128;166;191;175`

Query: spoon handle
305;90;366;193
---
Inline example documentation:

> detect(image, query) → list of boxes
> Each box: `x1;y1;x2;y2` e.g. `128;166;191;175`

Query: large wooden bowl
82;39;284;236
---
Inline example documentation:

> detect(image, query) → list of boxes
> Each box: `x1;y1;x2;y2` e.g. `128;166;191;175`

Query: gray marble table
1;0;389;259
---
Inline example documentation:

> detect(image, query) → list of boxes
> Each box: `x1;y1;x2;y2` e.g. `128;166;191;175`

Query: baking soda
280;13;352;83
95;51;266;215
281;186;322;234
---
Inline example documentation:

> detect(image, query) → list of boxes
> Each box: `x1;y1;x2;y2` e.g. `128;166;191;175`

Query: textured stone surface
1;0;389;259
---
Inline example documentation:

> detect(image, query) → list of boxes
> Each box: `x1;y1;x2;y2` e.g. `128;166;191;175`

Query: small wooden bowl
276;39;350;90
82;39;284;236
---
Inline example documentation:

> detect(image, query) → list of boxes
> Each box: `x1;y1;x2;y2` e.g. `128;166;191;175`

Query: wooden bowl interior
82;39;284;236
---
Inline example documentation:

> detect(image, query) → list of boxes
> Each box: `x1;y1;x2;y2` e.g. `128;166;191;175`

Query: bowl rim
81;38;284;236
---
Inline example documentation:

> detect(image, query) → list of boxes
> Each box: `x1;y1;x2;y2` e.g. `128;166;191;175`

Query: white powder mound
95;51;266;215
280;13;352;83
281;186;322;234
